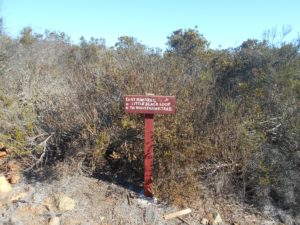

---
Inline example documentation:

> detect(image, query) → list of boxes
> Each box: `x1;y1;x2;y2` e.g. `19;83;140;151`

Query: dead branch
178;216;191;224
163;208;192;220
25;134;53;171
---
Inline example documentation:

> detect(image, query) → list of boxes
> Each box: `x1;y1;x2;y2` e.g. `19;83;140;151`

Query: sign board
124;95;175;114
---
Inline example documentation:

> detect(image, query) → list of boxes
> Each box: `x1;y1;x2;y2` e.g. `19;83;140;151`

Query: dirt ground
0;165;281;225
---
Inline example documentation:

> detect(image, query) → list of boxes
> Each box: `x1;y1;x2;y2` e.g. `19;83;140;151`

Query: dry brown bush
0;28;299;222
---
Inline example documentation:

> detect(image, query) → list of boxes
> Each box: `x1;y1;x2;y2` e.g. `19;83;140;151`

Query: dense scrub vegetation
0;27;299;220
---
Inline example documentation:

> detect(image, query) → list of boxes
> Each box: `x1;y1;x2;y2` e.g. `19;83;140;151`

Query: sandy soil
0;167;280;225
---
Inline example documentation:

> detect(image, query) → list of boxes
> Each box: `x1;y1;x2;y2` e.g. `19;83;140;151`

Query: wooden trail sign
124;95;175;197
125;95;175;114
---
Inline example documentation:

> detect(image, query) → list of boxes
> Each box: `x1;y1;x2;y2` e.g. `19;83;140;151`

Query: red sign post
125;95;175;197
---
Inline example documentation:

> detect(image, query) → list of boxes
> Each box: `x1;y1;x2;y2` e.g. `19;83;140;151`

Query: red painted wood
125;95;175;114
144;114;154;197
124;94;175;197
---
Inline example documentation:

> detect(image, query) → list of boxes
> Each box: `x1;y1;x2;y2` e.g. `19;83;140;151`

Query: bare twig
25;134;53;171
29;133;50;141
126;193;131;205
163;208;192;220
178;216;191;225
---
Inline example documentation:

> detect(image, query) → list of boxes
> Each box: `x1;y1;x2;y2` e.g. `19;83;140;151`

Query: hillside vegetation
0;27;299;222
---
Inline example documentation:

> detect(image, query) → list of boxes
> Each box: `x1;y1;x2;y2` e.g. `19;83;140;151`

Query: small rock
0;151;7;157
57;194;76;212
49;216;60;225
8;174;21;184
201;217;209;225
6;160;21;184
0;176;11;194
11;192;28;202
43;196;57;212
213;213;222;225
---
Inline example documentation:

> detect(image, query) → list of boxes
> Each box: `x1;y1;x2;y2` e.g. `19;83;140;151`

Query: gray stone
49;217;60;225
0;176;11;194
201;218;209;225
57;194;76;212
213;213;222;225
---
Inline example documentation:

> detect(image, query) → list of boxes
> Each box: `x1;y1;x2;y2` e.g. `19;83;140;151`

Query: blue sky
1;0;300;49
